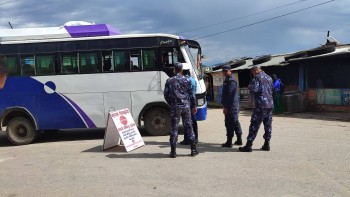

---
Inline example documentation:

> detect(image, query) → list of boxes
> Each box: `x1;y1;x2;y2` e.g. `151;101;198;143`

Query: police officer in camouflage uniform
221;65;243;147
239;65;274;152
164;63;199;158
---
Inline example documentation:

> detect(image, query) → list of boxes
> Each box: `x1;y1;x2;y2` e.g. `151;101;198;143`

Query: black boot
190;143;199;157
239;140;253;152
222;135;233;148
169;145;176;158
233;134;243;145
261;140;270;151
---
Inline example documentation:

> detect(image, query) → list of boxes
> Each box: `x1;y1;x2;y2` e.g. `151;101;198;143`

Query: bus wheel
144;107;171;136
6;117;37;145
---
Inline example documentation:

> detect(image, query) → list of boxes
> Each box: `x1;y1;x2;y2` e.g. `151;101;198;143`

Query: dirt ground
0;109;349;197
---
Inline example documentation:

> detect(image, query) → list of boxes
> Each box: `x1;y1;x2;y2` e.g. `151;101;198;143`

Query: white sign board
103;108;145;152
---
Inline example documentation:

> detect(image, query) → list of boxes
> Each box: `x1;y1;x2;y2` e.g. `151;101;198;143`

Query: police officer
239;65;274;152
221;65;243;147
0;55;8;89
180;64;198;145
164;63;199;158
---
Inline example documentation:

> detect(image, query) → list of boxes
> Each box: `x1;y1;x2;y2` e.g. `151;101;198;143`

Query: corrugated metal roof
287;47;350;62
233;54;287;71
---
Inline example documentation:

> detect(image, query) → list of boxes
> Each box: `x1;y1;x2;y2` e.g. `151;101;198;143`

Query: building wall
300;54;350;112
210;72;239;103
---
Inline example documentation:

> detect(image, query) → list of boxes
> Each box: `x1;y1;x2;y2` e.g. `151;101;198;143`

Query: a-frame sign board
103;108;145;152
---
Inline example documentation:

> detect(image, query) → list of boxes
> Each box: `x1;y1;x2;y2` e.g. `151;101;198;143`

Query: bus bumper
195;103;207;121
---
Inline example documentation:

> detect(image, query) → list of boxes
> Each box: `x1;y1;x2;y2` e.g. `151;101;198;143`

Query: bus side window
113;51;127;72
6;56;20;76
142;49;156;71
79;52;99;73
160;48;184;68
36;55;56;76
21;55;35;76
161;51;170;67
62;54;78;74
130;50;141;71
102;52;113;72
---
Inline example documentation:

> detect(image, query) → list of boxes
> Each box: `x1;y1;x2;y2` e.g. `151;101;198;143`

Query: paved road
0;109;349;197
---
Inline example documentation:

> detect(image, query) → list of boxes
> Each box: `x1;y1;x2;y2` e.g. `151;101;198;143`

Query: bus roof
0;24;181;44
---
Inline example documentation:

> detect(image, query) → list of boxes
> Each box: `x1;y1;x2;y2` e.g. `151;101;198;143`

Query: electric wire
194;0;335;40
178;0;312;34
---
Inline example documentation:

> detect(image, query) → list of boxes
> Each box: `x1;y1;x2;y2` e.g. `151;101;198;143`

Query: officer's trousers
183;112;198;142
225;107;242;137
170;107;195;146
247;108;273;142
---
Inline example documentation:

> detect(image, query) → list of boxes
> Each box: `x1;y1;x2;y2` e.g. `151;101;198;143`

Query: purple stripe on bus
64;24;121;38
61;94;97;128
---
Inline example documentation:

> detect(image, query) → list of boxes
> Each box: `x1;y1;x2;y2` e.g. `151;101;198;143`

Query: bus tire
6;117;37;145
307;45;335;57
253;55;272;65
231;59;246;68
284;51;308;61
144;107;171;136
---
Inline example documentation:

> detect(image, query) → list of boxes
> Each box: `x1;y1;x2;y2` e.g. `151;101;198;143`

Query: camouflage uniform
247;71;274;142
164;73;196;146
222;73;242;137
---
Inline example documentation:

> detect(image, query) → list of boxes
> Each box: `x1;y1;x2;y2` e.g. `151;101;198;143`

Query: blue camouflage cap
222;65;231;71
174;62;183;70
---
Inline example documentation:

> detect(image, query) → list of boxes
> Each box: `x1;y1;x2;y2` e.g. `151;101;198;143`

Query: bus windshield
185;41;202;75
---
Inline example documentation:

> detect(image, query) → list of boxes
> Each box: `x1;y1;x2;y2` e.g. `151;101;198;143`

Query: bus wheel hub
17;126;27;137
151;114;165;129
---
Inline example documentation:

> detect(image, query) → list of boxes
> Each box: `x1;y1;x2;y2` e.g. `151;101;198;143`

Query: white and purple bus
0;24;207;145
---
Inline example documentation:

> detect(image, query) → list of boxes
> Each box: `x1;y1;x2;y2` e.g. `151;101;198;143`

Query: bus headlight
197;98;205;106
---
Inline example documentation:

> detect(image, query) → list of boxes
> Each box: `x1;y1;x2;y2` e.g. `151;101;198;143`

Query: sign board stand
102;108;145;152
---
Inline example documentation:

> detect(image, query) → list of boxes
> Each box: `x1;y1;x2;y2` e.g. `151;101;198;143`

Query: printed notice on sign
103;108;145;152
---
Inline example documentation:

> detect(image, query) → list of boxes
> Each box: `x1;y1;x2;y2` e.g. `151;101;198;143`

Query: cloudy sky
0;0;349;65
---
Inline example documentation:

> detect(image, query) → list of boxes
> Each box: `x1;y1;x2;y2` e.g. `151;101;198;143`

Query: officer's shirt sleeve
164;80;171;105
188;80;196;108
249;78;261;94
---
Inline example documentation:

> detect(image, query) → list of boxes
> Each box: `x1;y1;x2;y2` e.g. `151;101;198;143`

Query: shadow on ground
238;109;350;122
0;126;155;147
81;140;261;159
0;126;186;147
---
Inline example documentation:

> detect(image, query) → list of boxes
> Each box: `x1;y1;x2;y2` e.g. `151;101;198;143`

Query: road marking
0;157;14;163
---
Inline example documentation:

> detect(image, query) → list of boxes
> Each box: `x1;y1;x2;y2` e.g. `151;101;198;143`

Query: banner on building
324;89;342;105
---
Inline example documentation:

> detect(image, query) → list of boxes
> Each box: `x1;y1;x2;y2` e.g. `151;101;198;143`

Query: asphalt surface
0;109;349;197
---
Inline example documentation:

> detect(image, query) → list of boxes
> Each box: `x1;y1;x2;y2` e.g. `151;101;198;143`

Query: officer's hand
192;107;197;114
223;108;228;115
